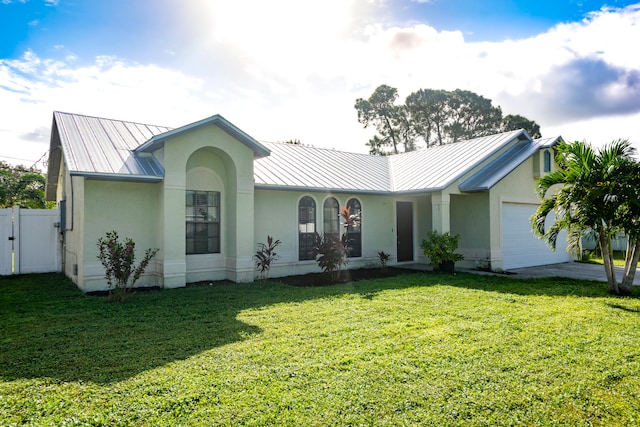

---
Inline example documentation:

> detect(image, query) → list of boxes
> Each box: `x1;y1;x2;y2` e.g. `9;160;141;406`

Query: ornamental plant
377;250;390;269
421;231;464;270
253;235;281;280
97;231;159;302
313;232;350;281
312;205;362;281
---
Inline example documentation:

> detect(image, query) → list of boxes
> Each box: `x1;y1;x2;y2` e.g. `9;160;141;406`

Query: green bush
313;232;350;281
421;231;464;268
97;231;159;302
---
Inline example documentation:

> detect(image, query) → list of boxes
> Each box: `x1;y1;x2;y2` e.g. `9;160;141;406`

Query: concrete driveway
403;261;640;285
506;262;640;285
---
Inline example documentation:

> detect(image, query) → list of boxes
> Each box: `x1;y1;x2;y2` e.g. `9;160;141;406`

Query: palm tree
532;139;640;295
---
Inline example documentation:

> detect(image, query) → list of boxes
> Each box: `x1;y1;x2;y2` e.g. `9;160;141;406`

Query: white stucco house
45;111;572;292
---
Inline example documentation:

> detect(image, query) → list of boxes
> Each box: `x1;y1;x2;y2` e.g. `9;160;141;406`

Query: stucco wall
488;152;549;269
56;162;84;286
450;193;491;268
253;189;403;279
80;179;161;292
158;123;256;285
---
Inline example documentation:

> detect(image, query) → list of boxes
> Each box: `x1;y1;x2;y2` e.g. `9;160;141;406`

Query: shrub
421;231;464;270
253;235;281;280
377;250;390;269
97;231;159;302
313;232;350;281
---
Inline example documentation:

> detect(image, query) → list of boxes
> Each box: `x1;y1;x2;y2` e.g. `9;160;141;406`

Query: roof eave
70;171;164;182
254;184;445;195
45;115;63;201
254;184;393;195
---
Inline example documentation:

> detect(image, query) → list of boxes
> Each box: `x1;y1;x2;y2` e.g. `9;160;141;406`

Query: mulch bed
273;267;423;287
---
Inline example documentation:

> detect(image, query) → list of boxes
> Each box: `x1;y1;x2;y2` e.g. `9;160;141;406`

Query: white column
431;193;450;234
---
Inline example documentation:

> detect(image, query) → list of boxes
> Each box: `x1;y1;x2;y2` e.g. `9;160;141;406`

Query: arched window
543;150;551;173
346;198;362;257
298;196;316;261
323;197;340;238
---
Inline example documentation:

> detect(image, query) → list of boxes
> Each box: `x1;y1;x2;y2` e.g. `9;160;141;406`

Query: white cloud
1;2;639;167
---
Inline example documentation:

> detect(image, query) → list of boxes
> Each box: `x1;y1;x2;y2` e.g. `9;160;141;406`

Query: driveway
506;262;640;285
403;261;640;285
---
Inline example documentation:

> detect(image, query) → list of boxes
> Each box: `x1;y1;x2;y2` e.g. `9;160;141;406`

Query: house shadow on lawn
0;271;416;385
0;270;637;385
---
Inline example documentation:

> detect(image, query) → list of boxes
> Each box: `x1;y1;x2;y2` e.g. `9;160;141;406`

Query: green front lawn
582;250;639;267
1;273;639;426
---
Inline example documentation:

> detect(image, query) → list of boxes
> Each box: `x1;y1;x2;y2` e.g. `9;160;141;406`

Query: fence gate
0;207;61;275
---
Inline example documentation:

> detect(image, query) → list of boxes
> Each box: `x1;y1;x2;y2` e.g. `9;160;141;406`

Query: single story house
46;111;572;292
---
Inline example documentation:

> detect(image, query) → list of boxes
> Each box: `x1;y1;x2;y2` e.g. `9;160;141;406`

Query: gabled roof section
254;130;538;194
459;134;564;192
389;130;529;193
254;142;390;193
135;114;270;158
46;110;561;199
51;111;170;178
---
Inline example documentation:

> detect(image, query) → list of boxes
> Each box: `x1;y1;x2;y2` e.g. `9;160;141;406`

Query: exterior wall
55;160;85;288
488;154;548;270
253;189;400;279
80;180;161;292
158;124;256;286
450;193;491;269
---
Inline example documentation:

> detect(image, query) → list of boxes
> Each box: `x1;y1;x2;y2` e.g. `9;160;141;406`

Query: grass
1;273;639;426
581;250;638;267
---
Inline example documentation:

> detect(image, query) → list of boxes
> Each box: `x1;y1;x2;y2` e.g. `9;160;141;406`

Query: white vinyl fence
0;207;61;275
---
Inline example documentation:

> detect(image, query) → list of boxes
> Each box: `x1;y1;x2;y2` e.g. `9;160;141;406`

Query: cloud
1;1;639;167
0;52;216;165
497;58;640;125
20;126;49;142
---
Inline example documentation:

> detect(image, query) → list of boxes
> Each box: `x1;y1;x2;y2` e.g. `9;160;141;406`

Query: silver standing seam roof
47;111;561;200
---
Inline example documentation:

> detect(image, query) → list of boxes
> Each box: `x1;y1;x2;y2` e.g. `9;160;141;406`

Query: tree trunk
621;237;640;295
598;229;619;294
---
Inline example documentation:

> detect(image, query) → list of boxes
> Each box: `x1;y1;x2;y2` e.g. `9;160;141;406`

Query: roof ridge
260;140;383;159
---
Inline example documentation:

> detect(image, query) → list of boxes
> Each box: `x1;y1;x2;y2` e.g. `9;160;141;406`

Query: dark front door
396;201;414;262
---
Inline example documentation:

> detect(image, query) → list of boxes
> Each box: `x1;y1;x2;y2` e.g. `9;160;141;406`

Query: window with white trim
323;197;340;238
298;196;316;261
186;190;220;254
543;150;551;173
346;198;362;257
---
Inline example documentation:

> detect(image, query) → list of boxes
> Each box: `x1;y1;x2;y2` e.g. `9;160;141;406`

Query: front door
396;202;414;262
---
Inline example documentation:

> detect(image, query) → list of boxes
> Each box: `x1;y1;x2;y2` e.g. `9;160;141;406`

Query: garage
502;203;573;269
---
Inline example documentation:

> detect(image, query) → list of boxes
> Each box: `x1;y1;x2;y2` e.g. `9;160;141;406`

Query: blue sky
1;0;639;166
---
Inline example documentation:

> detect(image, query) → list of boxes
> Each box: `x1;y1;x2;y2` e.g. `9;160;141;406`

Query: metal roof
47;111;562;199
254;142;391;193
389;130;528;192
53;111;170;178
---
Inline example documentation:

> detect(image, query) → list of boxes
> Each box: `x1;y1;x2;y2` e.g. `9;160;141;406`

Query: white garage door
502;203;573;270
